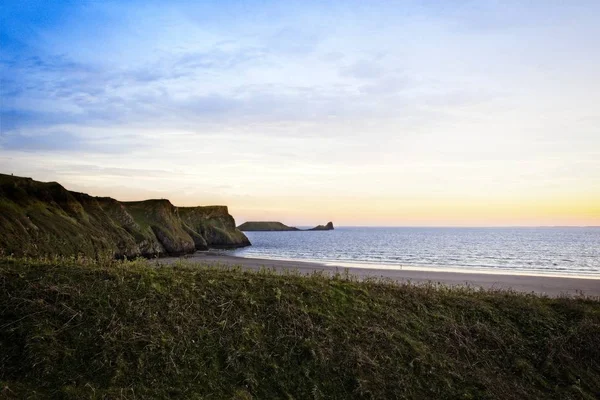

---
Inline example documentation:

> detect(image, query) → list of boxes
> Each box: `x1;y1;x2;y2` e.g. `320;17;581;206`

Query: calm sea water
227;227;600;277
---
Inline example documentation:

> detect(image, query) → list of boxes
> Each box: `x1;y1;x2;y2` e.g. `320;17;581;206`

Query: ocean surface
226;227;600;277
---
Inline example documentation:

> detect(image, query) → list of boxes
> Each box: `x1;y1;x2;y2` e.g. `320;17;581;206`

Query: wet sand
160;252;600;297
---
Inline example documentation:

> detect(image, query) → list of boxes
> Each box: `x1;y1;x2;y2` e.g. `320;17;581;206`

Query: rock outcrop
0;173;250;258
238;221;334;232
122;200;197;256
309;221;334;231
179;206;250;248
237;221;300;231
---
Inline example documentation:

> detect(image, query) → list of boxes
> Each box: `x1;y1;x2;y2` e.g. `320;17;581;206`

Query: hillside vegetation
0;174;250;258
1;256;599;399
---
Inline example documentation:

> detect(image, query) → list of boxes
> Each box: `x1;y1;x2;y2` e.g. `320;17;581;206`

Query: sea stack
309;221;334;231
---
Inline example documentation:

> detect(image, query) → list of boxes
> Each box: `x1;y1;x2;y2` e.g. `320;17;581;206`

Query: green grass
1;257;599;399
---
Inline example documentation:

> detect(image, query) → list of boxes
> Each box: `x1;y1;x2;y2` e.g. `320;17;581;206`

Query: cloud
1;46;438;137
54;164;191;178
1;0;599;226
0;131;85;151
267;27;320;54
3;1;518;141
340;59;385;80
0;130;140;153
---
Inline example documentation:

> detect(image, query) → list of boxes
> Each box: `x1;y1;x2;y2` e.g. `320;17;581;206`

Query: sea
226;227;600;278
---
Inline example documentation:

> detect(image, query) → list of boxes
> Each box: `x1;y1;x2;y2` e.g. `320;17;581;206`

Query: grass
1;256;599;399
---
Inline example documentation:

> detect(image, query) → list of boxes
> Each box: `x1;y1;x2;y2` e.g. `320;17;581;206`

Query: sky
1;0;599;226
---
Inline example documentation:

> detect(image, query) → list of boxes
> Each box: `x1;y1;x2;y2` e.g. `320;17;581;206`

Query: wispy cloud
1;0;599;224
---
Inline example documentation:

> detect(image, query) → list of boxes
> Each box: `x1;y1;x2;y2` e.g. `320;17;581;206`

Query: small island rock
309;221;334;231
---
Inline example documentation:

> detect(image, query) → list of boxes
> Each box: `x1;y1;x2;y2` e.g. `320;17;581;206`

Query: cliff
0;173;250;258
237;221;300;231
179;206;250;248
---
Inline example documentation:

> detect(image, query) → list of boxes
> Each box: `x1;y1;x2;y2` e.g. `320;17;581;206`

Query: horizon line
289;225;600;229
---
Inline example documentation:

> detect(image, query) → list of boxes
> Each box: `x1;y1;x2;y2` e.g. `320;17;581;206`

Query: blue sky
1;1;599;225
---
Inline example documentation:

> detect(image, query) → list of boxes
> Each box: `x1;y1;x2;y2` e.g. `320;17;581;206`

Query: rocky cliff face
122;200;197;256
179;206;250;248
0;174;250;258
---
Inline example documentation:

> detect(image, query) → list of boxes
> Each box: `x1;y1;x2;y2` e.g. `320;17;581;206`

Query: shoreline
161;252;600;297
234;254;600;279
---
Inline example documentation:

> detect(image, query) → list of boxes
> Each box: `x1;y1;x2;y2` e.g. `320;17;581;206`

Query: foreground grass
1;257;599;399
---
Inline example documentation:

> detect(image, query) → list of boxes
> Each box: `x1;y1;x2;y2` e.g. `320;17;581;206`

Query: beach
162;252;600;297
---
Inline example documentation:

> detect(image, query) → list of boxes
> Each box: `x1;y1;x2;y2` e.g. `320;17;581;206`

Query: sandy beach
160;252;600;297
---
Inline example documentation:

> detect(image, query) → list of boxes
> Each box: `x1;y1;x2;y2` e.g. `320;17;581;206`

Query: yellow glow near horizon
1;2;599;227
229;194;600;227
2;145;599;227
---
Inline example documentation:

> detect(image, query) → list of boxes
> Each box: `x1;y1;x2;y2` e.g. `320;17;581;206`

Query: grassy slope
0;175;132;258
1;258;599;399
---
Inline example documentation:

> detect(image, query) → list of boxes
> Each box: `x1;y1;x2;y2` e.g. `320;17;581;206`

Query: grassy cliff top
1;256;599;399
121;199;174;206
0;173;36;185
178;205;229;213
